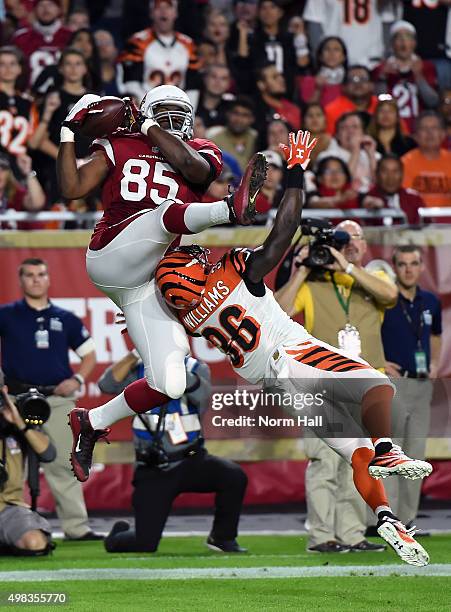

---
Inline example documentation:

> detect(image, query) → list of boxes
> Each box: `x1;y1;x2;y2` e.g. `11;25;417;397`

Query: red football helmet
156;246;210;310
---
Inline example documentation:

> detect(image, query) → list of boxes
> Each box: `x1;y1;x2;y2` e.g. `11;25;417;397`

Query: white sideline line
54;529;451;539
1;564;450;582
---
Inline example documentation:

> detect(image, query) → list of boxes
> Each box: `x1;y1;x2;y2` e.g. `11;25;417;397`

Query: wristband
345;263;354;275
27;170;37;179
72;373;84;386
131;348;140;359
285;165;304;188
60;126;75;142
140;118;158;135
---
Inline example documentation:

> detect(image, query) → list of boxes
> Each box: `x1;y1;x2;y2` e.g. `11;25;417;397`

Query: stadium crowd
0;0;449;229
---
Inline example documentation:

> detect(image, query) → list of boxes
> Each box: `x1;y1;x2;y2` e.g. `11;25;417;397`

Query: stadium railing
0;209;411;227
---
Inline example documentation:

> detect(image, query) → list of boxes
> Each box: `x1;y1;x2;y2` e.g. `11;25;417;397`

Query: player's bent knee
163;377;186;399
15;530;48;551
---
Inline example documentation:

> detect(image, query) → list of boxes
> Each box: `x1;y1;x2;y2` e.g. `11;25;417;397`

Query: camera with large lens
300;218;350;268
0;389;50;428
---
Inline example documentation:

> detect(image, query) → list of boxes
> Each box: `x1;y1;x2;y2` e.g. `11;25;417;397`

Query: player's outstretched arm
139;117;212;185
57;95;109;199
246;131;317;284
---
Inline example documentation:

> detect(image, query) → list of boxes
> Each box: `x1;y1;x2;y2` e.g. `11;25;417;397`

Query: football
79;97;128;139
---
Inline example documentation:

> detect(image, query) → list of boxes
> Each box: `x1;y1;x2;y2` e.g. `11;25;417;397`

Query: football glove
279;130;318;170
60;94;101;142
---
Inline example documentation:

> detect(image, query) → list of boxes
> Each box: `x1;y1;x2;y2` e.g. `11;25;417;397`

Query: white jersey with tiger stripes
180;249;309;383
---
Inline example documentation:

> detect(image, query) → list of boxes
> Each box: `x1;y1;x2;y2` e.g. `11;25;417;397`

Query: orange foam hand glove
279;130;318;170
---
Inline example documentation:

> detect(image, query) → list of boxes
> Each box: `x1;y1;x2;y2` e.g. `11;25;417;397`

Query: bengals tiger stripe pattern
155;250;207;309
286;341;371;373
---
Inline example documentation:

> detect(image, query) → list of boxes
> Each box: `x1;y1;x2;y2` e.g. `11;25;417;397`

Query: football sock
361;384;394;440
88;380;170;429
162;200;230;234
351;447;389;512
88;393;136;430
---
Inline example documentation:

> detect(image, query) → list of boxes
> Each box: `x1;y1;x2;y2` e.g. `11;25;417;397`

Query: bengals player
58;87;267;483
156;130;432;567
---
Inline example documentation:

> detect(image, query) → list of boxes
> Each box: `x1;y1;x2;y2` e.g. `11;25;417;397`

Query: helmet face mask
140;85;194;140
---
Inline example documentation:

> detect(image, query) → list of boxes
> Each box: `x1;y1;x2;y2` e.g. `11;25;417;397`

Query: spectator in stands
197;40;218;70
94;30;120;97
34;28;102;94
35;48;93;202
287;15;310;69
0;258;99;541
248;0;300;97
373;21;438;134
439;88;451;150
402;111;451;207
302;103;332;163
382;245;442;527
195;64;232;128
66;8;90;31
325;65;378;135
265;117;289;154
367;96;417;157
255;62;301;134
298;36;347;107
203;8;230;67
0;153;46;230
362;155;423;225
402;0;451;90
303;0;398;69
228;0;259;92
204;162;236;203
318;112;379;194
307;156;358;210
101;354;248;554
119;0;200;100
255;149;283;219
0;46;40;177
12;0;71;86
206;96;257;171
0;386;55;556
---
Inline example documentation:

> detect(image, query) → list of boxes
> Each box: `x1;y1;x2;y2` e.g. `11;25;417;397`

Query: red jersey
12;24;71;85
372;61;437;133
90;133;222;249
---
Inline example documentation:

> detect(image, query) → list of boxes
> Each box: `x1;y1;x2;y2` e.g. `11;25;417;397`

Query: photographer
0;387;55;556
275;219;397;553
99;352;248;554
0;258;99;540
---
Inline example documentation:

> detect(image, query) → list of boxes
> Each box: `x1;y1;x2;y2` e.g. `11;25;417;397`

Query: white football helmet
140;85;194;140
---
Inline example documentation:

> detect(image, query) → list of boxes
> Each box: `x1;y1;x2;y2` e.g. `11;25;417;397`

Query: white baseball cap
390;20;416;39
262;150;283;169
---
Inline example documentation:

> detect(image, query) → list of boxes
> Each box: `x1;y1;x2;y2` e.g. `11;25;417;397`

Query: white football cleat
369;444;433;480
377;516;429;567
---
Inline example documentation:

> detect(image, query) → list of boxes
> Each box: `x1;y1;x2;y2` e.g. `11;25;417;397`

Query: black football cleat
68;408;110;482
206;536;248;553
227;152;268;225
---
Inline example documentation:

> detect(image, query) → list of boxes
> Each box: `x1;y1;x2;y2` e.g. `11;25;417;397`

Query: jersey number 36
203;305;261;368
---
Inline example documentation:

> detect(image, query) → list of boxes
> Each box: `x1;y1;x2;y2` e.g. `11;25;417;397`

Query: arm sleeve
37;439;56;463
97;364;139;395
90;138;115;169
190;139;223;180
432;297;442;336
66;313;92;353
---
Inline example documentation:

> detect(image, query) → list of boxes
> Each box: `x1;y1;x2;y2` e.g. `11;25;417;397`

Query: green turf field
0;535;450;611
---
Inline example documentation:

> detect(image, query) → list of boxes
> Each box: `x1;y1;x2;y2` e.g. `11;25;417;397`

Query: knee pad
144;364;186;399
10;540;55;557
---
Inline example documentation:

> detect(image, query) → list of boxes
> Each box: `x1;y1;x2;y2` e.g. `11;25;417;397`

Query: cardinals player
57;86;267;483
155;130;432;567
